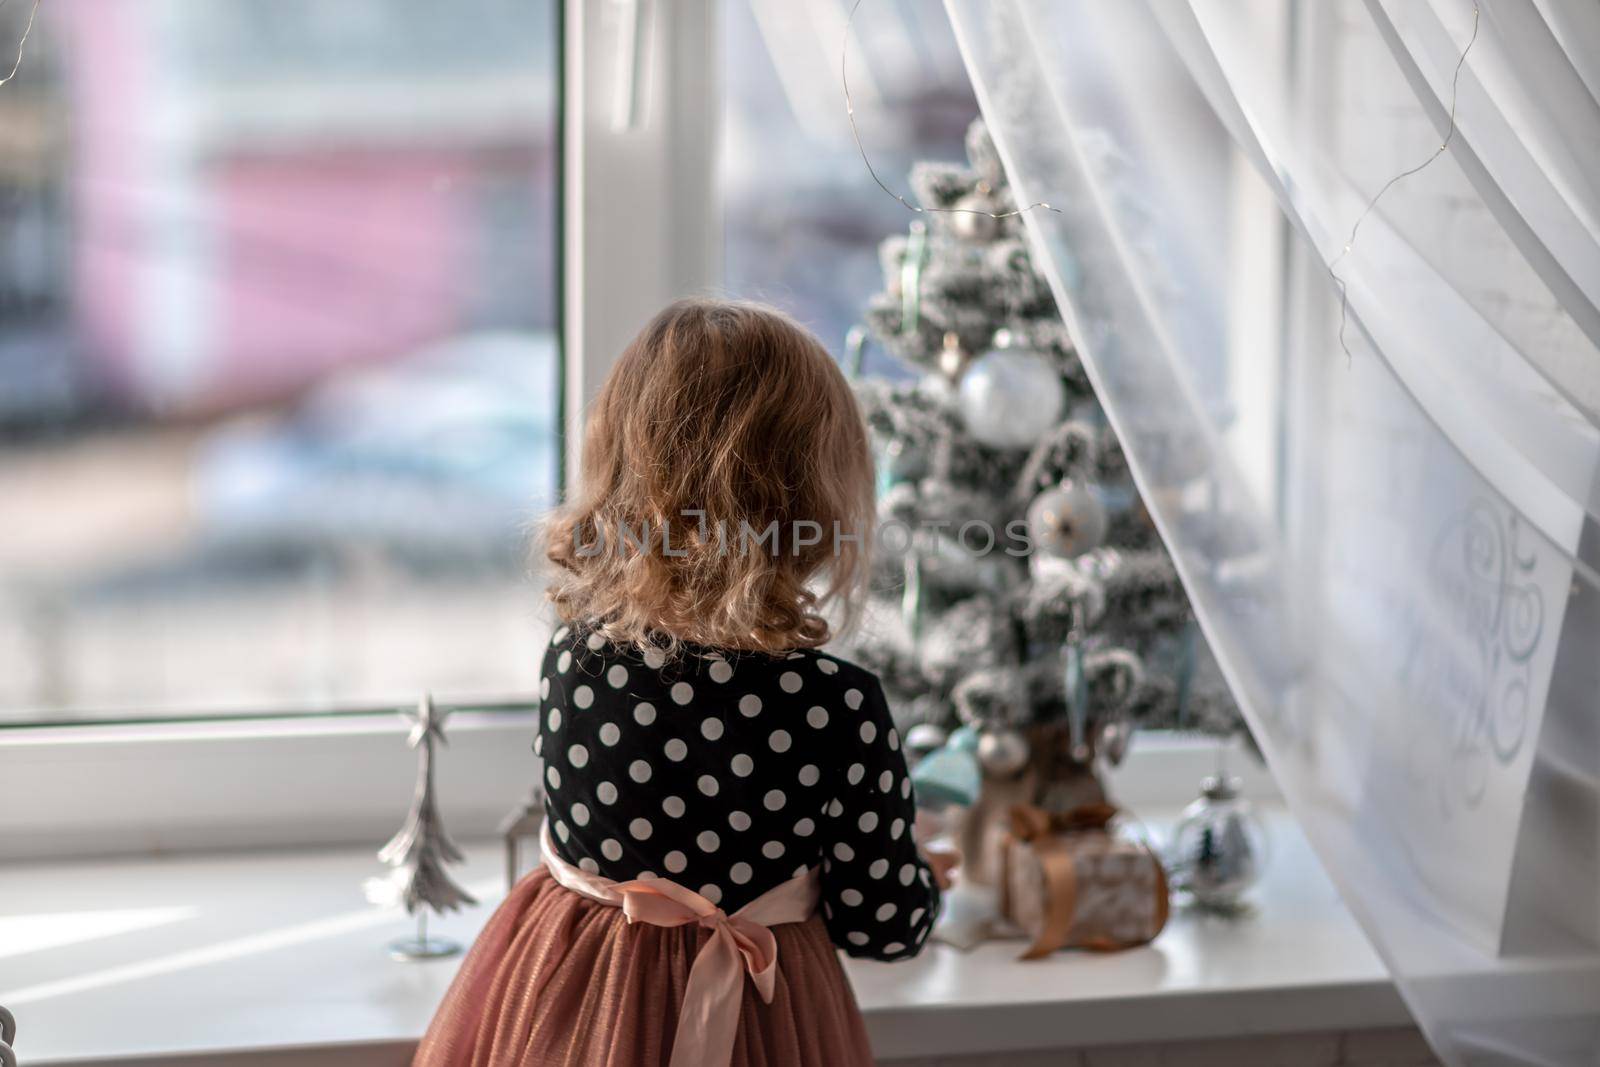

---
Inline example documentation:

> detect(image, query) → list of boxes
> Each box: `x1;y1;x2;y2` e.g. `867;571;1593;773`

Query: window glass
721;0;977;368
0;0;559;722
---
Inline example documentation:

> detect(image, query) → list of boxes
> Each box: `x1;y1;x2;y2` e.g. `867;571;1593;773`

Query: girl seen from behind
417;299;950;1067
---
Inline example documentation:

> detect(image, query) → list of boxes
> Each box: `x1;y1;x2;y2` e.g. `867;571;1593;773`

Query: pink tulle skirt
414;867;875;1067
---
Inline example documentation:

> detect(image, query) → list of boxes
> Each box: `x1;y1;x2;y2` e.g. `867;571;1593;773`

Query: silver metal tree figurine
369;693;477;960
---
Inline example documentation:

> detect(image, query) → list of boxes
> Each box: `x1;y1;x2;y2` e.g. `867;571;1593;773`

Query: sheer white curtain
944;1;1600;1063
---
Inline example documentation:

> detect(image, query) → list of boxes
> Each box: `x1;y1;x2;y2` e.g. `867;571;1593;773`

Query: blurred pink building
51;0;555;416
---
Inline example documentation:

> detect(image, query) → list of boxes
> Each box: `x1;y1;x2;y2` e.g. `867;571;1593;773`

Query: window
0;0;559;724
1;2;1267;859
720;0;976;368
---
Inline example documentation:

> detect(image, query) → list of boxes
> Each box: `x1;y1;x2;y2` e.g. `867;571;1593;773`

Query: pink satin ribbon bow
540;822;821;1067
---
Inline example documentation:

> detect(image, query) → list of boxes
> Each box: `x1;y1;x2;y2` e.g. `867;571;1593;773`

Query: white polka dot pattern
536;624;938;958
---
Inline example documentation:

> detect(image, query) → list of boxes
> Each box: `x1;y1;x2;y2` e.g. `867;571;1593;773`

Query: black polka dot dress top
536;623;941;961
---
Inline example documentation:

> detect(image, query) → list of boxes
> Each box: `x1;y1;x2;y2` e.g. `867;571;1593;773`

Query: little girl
416;300;946;1067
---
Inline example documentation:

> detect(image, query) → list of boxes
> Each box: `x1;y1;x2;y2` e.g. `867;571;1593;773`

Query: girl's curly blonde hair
542;299;875;654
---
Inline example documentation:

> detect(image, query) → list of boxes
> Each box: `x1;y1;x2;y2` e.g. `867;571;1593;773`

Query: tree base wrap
998;804;1169;959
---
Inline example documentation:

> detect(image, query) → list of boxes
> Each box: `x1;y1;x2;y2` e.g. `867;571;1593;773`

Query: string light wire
0;0;40;88
843;0;1057;222
1329;3;1479;360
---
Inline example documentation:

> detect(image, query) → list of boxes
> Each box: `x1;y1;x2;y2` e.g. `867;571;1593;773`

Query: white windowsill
0;722;1273;863
2;809;1410;1066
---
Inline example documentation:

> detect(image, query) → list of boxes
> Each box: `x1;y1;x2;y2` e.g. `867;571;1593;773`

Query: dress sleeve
820;675;941;960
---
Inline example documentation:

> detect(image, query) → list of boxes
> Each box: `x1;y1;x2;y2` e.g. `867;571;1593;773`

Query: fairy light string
0;0;40;88
843;0;1057;223
1329;3;1480;361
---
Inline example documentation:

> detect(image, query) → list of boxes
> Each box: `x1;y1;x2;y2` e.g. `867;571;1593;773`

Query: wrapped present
998;803;1168;959
956;725;1109;886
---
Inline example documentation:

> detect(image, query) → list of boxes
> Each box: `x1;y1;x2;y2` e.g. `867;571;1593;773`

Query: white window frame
563;0;721;487
0;0;722;862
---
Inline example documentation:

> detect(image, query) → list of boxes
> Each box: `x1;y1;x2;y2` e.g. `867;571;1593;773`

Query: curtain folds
945;1;1600;1064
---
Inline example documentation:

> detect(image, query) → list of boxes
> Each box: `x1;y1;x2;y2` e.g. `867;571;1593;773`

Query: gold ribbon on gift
1007;802;1118;840
1000;802;1167;960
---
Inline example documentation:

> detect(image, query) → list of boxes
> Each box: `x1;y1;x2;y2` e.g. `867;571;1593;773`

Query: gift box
998;803;1169;959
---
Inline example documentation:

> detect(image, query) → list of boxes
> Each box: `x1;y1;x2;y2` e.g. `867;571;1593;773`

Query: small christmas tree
369;693;476;959
843;120;1244;877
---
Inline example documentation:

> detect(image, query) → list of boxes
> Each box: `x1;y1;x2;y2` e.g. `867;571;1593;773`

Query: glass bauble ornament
956;348;1065;449
1167;776;1268;910
1026;480;1109;559
976;724;1030;778
948;192;1001;242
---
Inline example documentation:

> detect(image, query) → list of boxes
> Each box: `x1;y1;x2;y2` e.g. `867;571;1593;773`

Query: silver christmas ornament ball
976;725;1031;778
948;192;1001;242
1027;481;1109;559
957;348;1065;449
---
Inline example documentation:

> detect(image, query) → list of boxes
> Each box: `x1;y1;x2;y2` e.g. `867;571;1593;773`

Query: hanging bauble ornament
1026;480;1109;559
957;347;1065;449
949;192;1001;243
938;331;971;381
1167;776;1269;911
976;724;1031;779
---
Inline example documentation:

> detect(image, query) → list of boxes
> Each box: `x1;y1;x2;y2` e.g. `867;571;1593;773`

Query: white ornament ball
956;348;1065;449
1026;481;1109;559
948;193;1001;242
976;725;1031;778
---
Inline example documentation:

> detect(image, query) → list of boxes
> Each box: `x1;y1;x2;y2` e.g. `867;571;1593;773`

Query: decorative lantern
499;786;546;891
